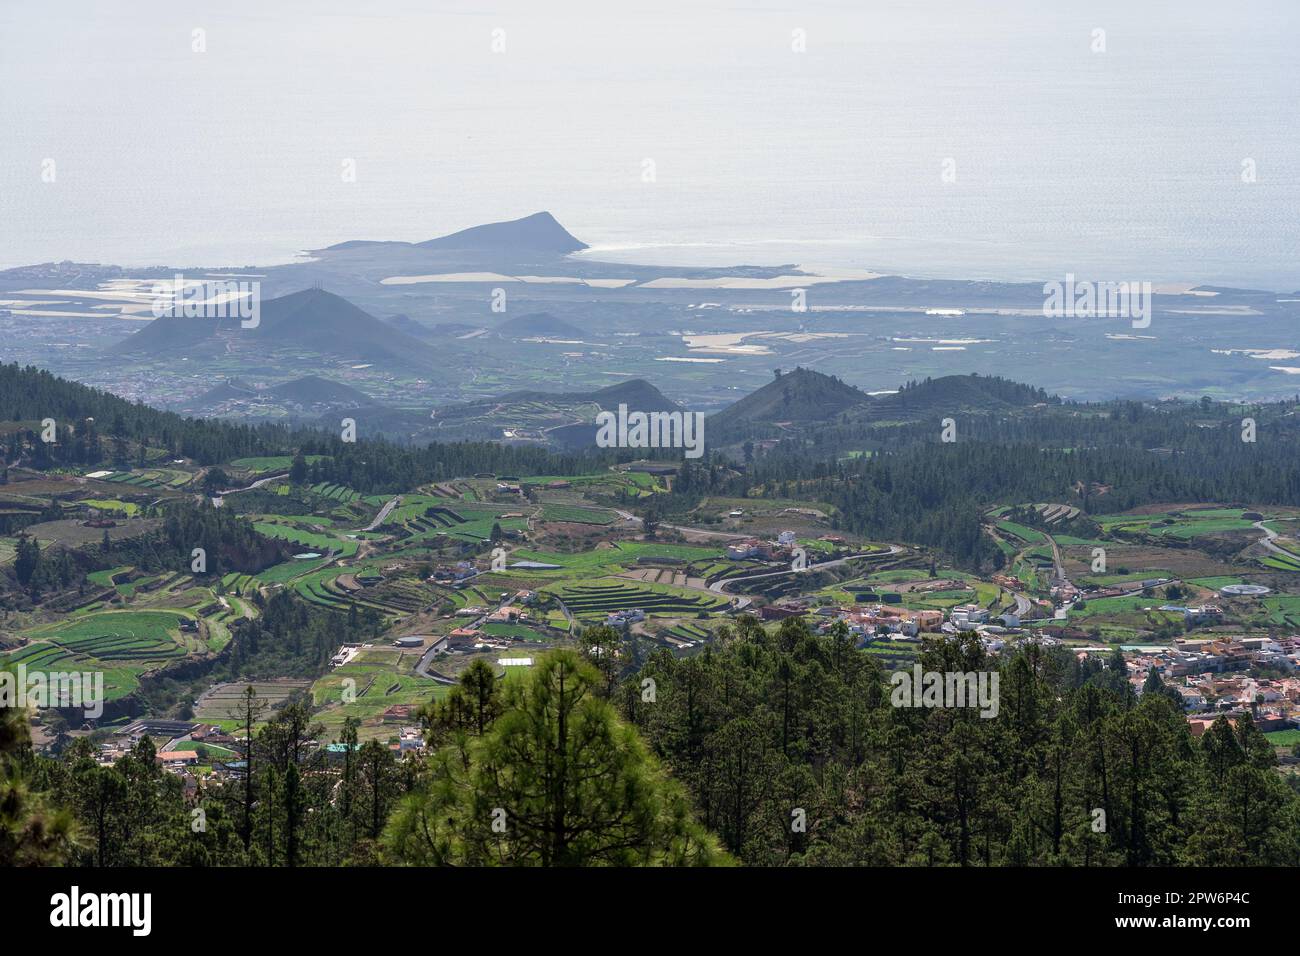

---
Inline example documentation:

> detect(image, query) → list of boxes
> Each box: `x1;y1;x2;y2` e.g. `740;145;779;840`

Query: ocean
1;0;1296;289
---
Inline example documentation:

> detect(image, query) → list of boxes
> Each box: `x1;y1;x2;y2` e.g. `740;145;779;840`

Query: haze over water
1;0;1296;289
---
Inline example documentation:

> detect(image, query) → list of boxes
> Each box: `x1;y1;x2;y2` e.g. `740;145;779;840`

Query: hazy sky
1;0;1296;286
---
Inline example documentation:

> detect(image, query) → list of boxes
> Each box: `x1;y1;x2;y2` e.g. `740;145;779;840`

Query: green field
229;455;324;473
550;577;726;620
253;521;358;557
510;542;721;575
1097;510;1257;541
996;520;1046;544
4;609;196;700
538;503;616;525
82;499;141;516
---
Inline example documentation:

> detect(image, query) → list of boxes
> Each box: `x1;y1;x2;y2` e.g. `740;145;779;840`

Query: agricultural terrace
1095;508;1262;541
506;541;723;576
228;455;324;474
548;577;727;621
379;495;529;543
3;609;199;701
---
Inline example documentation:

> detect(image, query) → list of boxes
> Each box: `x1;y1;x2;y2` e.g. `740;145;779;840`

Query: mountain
383;314;439;340
264;375;371;406
113;288;438;369
868;375;1057;418
707;367;870;436
192;378;257;406
321;211;587;257
706;371;1059;442
493;312;587;340
183;375;371;415
415;211;586;255
428;378;679;446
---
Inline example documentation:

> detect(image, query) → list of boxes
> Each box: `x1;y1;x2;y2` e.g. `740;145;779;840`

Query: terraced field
550;578;726;620
664;621;711;643
252;521;358;557
995;520;1047;544
538;503;616;525
4;609;196;700
309;482;360;503
287;566;433;619
510;542;721;576
82;499;141;516
228;455;323;474
1096;510;1258;541
100;468;192;489
377;496;529;544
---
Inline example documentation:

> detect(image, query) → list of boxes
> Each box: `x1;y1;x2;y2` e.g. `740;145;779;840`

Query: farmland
8;441;1300;761
3;609;197;700
549;578;727;620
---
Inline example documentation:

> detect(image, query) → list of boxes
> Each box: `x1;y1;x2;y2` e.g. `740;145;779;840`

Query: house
119;719;199;744
727;540;761;560
950;604;989;628
912;609;944;632
606;609;645;627
158;750;199;768
431;561;479;583
322;743;360;764
1175;687;1208;711
382;704;416;723
448;627;482;648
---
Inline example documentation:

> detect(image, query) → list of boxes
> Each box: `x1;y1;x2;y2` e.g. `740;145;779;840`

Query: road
361;495;402;532
413;637;457;683
1254;518;1299;559
210;470;289;507
1043;531;1066;585
414;584;516;681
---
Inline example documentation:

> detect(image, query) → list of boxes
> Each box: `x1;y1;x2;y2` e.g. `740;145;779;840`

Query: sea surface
1;0;1296;289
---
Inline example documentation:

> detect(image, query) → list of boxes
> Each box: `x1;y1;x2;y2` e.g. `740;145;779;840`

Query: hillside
494;312;587;340
429;378;680;446
265;376;371;406
706;367;870;436
416;211;587;255
868;374;1057;418
192;379;257;406
113;288;438;369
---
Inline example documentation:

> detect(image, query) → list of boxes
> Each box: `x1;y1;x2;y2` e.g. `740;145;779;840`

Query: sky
1;0;1296;287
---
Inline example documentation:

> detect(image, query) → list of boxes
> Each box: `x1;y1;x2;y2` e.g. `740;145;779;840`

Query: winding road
1254;518;1299;560
361;495;402;533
